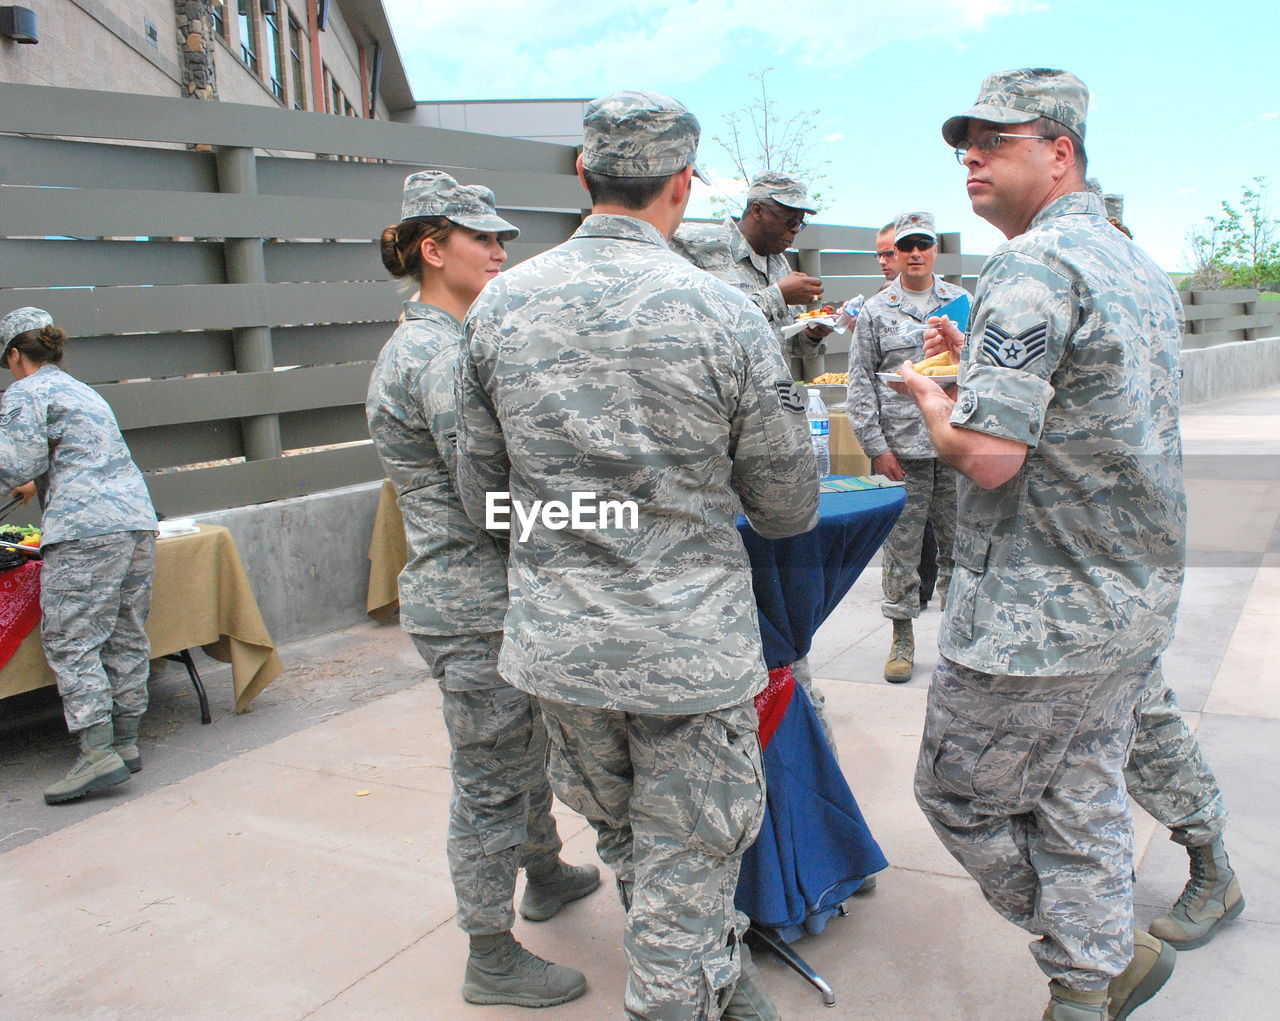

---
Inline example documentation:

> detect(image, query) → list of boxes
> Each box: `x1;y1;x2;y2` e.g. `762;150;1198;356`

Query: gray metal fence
1180;289;1280;349
0;83;977;517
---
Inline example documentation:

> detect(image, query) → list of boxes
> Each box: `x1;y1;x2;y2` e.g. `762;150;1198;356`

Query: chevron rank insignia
979;322;1048;370
775;381;807;414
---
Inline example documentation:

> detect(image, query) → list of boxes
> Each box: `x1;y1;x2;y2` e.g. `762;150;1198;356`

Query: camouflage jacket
845;275;972;459
0;365;156;544
669;216;825;361
366;301;508;637
943;191;1186;676
457;214;819;714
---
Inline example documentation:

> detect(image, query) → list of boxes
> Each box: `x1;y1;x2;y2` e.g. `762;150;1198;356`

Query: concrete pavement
2;388;1277;1020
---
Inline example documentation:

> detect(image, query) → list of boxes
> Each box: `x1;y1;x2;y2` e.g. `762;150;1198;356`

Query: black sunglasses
895;237;935;253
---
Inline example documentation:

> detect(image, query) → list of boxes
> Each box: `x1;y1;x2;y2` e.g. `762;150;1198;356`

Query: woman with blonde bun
366;171;596;1008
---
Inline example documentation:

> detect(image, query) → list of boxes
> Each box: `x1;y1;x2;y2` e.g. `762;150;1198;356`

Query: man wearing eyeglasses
844;211;971;685
895;68;1223;1020
671;171;831;368
875;222;900;281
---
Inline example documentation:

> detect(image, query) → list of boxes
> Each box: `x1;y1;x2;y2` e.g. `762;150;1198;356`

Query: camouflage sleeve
454;307;511;530
844;310;889;458
418;342;463;490
728;305;820;539
750;282;790;330
0;388;51;489
951;250;1068;448
788;324;827;360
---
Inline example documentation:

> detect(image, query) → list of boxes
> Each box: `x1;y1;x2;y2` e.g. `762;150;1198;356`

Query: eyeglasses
895;238;935;253
762;202;806;232
953;132;1051;164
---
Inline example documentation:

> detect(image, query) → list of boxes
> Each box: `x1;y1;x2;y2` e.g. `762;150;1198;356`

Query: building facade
0;1;412;118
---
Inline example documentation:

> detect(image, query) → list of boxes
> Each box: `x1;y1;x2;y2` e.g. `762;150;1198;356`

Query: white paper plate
877;372;958;385
781;315;839;339
158;518;200;538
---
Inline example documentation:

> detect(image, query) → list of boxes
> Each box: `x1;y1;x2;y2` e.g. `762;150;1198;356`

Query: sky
383;0;1279;271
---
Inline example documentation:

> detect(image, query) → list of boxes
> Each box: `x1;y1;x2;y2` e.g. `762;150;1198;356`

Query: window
238;9;259;74
263;9;285;101
288;14;306;110
211;2;226;39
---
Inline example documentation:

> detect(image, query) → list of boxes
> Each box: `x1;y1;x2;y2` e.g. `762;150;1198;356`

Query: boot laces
1176;845;1213;907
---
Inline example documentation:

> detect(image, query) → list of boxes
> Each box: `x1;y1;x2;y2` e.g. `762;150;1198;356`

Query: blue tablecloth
735;481;906;939
738;484;907;669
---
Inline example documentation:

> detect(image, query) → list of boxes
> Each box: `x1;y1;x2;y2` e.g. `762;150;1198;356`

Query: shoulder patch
979;322;1047;370
775;381;806;414
0;406;20;426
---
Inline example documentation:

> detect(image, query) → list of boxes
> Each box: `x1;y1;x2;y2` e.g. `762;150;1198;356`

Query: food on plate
811;372;848;384
913;350;958;377
797;305;835;319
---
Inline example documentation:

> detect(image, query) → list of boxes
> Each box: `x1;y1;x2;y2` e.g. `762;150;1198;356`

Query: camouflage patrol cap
746;171;817;214
942;68;1089;148
400;170;520;240
582;91;710;183
1;307;54;349
1104;193;1124;221
893;211;937;246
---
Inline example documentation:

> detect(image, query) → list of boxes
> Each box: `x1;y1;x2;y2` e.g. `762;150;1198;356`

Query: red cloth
0;560;42;669
753;664;795;750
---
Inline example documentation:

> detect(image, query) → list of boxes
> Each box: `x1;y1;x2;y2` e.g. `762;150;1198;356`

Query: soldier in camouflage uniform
897;69;1204;1019
456;91;819;1021
845;210;970;684
0;307;157;806
670;171;831;373
365;172;596;1009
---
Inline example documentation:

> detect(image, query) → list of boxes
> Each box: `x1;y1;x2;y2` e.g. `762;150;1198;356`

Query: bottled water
806;387;831;477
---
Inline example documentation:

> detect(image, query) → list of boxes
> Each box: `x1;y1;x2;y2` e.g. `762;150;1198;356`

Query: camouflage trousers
915;656;1154;990
539;698;767;1021
41;531;155;733
1125;663;1227;847
882;457;956;619
410;633;563;935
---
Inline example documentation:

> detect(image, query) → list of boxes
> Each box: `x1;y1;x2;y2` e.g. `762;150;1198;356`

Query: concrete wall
198;480;384;647
1181;336;1280;405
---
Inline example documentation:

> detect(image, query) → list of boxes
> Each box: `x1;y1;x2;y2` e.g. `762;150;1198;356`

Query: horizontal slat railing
2;83;996;515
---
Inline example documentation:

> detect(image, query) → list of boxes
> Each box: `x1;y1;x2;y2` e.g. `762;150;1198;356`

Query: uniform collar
880;274;960;311
572;214;670;248
1028;190;1106;231
726;217;770;274
402;300;461;329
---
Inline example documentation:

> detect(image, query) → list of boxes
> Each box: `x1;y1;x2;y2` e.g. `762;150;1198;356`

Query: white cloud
384;0;1040;100
1177;187;1196;196
1261;112;1279;119
825;133;846;143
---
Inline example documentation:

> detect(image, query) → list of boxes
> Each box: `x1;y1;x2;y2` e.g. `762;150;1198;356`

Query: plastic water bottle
806;387;831;478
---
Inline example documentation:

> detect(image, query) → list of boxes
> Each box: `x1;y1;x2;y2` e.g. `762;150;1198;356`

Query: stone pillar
175;0;219;100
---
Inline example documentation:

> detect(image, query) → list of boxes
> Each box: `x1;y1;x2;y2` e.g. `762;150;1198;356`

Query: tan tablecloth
0;525;282;713
366;478;408;622
829;408;873;477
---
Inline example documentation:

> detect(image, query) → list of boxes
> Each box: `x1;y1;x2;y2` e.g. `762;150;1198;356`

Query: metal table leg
163;649;211;724
750;925;836;1007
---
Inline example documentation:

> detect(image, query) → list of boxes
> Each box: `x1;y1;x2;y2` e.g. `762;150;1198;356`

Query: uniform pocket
925;669;1089;815
685;705;766;859
945;526;990;641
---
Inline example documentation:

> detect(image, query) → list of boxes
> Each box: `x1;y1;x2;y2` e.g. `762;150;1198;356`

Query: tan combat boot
1042;981;1106;1020
1148;837;1244;949
112;714;143;773
883;618;914;683
461;931;587;1007
44;722;131;805
519;860;601;921
1107;929;1176;1021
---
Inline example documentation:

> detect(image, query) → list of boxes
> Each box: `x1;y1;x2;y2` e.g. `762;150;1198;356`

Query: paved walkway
2;389;1276;1020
